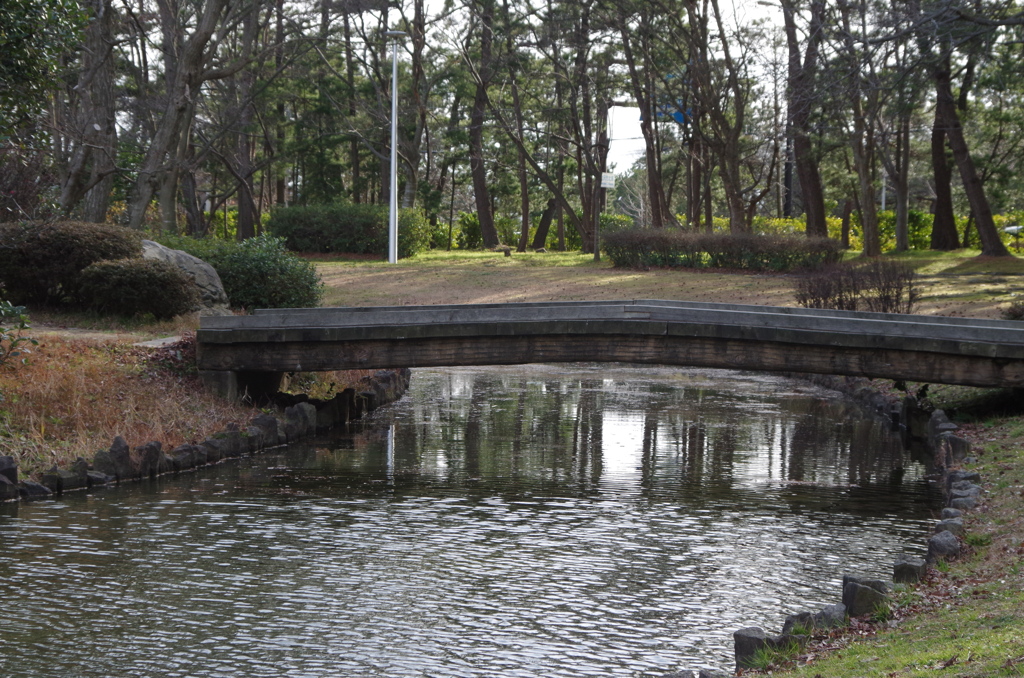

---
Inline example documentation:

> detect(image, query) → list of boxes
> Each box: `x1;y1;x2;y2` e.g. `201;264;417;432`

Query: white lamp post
386;30;406;264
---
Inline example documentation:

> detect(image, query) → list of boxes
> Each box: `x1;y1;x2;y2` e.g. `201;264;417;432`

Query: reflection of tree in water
463;380;486;478
782;397;907;488
571;380;604;488
371;369;929;509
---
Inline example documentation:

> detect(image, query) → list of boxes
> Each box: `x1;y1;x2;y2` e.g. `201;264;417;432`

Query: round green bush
158;234;323;311
79;259;200;319
0;221;142;305
268;204;433;258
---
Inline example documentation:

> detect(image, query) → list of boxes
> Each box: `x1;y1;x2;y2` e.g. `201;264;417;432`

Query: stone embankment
0;368;411;503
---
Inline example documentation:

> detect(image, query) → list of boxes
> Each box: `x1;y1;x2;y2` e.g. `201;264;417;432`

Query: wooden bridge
196;300;1024;399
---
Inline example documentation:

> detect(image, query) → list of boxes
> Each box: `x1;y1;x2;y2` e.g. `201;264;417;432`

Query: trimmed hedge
0;221;142;305
79;259;200;319
602;229;843;272
267;204;431;258
158;234;323;311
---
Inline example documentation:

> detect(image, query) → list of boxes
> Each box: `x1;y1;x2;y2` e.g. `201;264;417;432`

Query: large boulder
142;240;231;315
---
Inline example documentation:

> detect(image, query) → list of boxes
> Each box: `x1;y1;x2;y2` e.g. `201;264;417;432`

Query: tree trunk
840;199;853;249
618;15;671;228
930;109;959;250
234;4;259;241
468;1;500;248
275;0;288;206
781;0;827;237
933;57;1009;256
127;0;229;230
532;199;557;249
893;116;911;251
851;103;880;256
59;0;117;222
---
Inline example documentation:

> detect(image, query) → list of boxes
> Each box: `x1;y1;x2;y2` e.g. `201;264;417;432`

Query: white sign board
600;172;616;189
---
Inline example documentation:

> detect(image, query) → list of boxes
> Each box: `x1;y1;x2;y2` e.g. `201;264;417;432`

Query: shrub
456;212;482;249
267;204;431;258
602;228;843;272
600;213;634;233
1002;299;1024;321
79;259;200;319
495;215;518;246
793;264;863;311
269;204;381;253
0;221;142;305
398;207;432;257
877;210;934;251
1;299;37;371
429;218;455;250
158;234;323;311
795;259;919;314
752;216;805;235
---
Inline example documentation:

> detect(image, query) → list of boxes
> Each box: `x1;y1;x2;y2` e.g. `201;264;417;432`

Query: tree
125;0;249;231
0;0;85;136
781;0;829;237
464;0;501;248
616;0;677;228
914;0;1011;256
57;0;118;222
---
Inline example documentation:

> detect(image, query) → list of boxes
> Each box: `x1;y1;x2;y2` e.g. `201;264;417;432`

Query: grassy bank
0;334;253;475
0;332;379;477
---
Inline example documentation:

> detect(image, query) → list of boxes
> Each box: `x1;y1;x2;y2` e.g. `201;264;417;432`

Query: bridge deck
196;300;1024;395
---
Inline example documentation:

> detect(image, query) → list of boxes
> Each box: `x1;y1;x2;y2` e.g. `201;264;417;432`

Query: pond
0;365;939;677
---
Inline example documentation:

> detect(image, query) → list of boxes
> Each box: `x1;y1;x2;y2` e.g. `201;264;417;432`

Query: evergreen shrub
79;259;200;319
456;212;482;249
158;234;323;311
267;204;431;258
600;213;634;233
0;221;142;305
602;229;842;272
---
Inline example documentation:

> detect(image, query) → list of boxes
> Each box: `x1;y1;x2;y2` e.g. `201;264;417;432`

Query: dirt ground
316;253;1024;319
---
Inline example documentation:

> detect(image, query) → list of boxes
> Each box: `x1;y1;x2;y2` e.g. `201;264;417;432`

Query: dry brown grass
0;335;255;477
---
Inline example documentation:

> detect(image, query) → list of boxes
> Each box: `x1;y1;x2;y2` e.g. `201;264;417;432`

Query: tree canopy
2;0;1023;257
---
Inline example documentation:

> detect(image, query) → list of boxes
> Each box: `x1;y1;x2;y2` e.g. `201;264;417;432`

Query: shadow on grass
931;385;1024;422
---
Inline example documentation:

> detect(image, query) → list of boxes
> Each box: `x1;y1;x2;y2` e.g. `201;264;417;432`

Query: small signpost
594;173;614;262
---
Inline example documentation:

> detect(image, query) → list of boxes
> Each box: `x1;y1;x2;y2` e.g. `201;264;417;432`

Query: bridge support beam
200;370;284;402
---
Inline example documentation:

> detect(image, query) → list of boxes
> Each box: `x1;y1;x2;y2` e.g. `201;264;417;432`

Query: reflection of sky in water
0;365;939;677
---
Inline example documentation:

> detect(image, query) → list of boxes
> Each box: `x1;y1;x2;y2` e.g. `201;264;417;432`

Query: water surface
0;365;939;676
